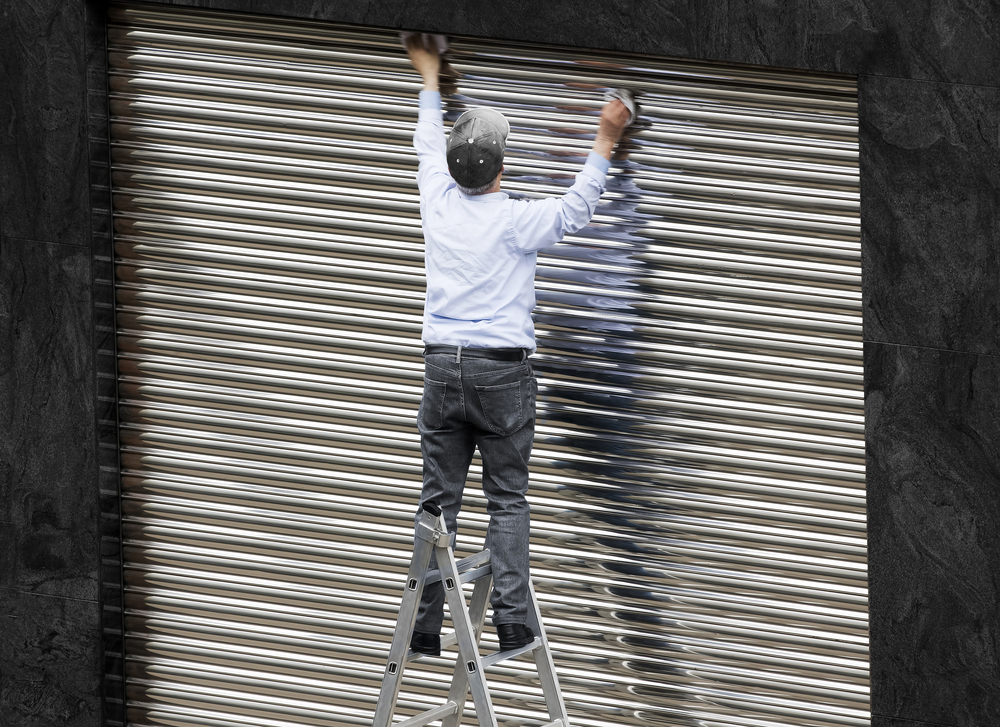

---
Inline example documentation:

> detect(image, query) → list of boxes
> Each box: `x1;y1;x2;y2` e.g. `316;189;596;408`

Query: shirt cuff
419;90;442;110
585;151;612;175
578;151;611;187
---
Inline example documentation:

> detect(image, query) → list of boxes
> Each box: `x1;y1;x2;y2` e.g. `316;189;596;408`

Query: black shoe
497;624;534;652
410;631;441;656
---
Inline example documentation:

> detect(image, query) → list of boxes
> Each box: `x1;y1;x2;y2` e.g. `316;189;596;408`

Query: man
405;35;630;655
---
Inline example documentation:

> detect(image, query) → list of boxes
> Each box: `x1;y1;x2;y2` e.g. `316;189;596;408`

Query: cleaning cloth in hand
400;31;448;54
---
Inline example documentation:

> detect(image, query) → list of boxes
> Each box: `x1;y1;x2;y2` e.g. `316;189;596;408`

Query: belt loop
521;348;527;361
456;345;462;364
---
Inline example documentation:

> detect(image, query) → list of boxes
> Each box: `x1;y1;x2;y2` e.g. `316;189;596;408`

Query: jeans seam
434;381;446;429
459;365;467;420
461;362;530;380
420;379;448;430
424;360;461;378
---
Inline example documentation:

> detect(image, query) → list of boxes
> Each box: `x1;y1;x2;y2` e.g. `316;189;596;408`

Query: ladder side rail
441;569;493;727
525;580;571;726
372;512;440;727
438;540;500;727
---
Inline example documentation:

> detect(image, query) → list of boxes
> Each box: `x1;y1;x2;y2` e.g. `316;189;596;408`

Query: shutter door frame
108;5;866;726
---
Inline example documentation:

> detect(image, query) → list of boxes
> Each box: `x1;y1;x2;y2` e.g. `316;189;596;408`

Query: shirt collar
457;191;509;203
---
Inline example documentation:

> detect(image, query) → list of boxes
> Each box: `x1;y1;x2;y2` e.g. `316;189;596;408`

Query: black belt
424;345;528;361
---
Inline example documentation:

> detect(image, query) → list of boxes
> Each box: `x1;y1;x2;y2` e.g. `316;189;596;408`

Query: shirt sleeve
414;90;455;202
510;151;611;254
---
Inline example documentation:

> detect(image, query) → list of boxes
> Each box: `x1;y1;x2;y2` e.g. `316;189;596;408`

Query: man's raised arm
405;35;452;200
510;99;630;253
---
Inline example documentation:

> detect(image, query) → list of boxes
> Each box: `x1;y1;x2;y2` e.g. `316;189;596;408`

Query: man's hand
592;99;631;160
405;34;441;93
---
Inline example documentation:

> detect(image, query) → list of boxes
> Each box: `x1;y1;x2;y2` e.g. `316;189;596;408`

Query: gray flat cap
446;108;510;189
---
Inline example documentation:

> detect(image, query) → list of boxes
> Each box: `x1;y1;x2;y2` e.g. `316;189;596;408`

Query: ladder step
480;636;542;668
457;563;492;585
425;562;491;587
539;720;566;727
425;549;491;585
392;701;459;727
404;631;543;668
404;632;458;663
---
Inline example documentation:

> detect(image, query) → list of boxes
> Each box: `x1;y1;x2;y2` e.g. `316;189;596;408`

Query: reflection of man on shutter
404;34;630;655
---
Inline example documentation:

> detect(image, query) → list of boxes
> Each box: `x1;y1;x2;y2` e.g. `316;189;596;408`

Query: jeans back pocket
475;380;523;436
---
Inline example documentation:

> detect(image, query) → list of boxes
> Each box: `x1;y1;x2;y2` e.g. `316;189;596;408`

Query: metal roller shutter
107;4;865;726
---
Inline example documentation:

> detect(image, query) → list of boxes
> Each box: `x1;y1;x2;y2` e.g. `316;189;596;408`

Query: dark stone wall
866;344;1000;726
0;1;119;725
0;239;102;727
860;71;1000;727
1;1;997;726
139;0;1000;86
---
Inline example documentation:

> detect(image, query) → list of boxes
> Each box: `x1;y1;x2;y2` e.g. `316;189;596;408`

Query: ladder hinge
414;521;441;544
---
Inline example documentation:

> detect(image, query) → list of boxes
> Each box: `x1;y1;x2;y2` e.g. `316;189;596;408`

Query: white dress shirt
415;90;611;351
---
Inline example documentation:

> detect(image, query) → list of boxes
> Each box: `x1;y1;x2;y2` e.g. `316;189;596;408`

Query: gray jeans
414;351;536;633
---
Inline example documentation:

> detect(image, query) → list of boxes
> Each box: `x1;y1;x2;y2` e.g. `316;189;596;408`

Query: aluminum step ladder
372;502;570;727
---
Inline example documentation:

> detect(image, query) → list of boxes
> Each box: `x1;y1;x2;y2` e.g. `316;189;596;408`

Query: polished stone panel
0;0;90;246
873;717;960;727
720;0;1000;87
141;0;712;59
141;0;1000;87
0;455;9;529
0;226;6;579
713;0;885;74
867;341;1000;727
0;238;98;601
861;75;1000;356
0;588;101;727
